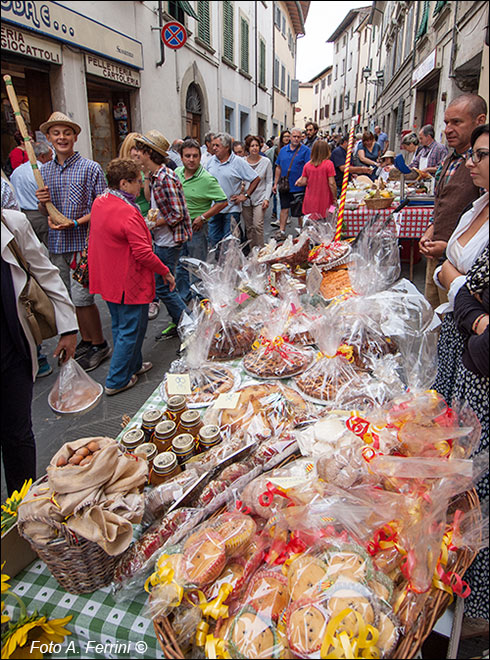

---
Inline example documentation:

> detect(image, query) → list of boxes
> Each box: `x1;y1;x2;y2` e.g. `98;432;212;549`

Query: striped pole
335;116;358;241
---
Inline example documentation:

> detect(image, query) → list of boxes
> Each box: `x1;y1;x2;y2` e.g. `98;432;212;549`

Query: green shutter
259;39;266;86
177;0;199;20
416;1;429;40
433;1;448;16
223;1;234;62
240;18;249;73
197;1;210;44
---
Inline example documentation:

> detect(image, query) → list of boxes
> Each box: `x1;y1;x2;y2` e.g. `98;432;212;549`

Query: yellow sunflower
1;479;32;534
1;613;72;659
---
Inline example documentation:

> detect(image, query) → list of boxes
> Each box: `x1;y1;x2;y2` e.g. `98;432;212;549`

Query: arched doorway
185;83;202;142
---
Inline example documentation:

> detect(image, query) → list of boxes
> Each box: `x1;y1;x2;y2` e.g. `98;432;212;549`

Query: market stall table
343;206;432;280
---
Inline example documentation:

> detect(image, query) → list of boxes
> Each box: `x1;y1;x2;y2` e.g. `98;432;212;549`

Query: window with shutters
282;15;286;36
404;6;414;60
349;52;353;70
321;79;326;90
223;1;234;63
259;38;266;87
416;1;429;40
274;57;280;89
281;64;286;93
315;84;319;94
341;59;345;75
320;108;324;120
325;104;329;119
335;42;339;54
339;94;343;110
314;110;318;123
357;100;361;115
327;74;331;86
333;97;337;114
287;73;290;99
197;1;211;45
335;64;338;80
168;1;185;23
240;16;249;73
275;6;281;28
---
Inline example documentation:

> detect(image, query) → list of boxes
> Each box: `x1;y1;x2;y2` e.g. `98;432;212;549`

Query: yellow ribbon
204;634;231;659
434;440;452;456
195;621;209;647
317;344;354;363
144;554;184;608
320;608;380;659
197;583;233;620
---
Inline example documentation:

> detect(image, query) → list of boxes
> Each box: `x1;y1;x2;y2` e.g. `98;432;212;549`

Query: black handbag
277;146;300;194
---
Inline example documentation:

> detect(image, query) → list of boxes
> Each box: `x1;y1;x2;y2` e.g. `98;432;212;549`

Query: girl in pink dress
295;140;337;218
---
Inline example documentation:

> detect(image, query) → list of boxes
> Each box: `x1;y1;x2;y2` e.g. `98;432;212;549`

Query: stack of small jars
119;395;222;487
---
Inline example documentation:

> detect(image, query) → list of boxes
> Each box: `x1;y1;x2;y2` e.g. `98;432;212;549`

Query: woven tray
18;517;119;594
364;196;395;210
152;486;479;659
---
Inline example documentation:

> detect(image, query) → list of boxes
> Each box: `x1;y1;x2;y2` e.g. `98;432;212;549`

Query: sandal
105;374;138;396
135;361;153;375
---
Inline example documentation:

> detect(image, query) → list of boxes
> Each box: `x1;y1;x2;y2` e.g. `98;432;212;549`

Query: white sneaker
148;301;160;320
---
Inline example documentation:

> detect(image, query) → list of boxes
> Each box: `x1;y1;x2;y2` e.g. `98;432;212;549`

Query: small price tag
234;292;251;305
213;392;240;409
166;374;192;395
268;476;308;489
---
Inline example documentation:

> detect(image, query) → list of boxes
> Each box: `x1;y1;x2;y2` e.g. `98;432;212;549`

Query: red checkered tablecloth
343;206;432;239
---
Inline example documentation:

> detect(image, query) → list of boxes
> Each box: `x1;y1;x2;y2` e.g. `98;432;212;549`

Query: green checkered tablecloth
115;382;166;443
5;558;163;659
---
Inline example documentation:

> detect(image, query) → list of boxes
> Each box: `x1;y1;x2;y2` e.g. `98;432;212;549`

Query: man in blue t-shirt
375;126;389;154
272;128;310;240
330;136;374;196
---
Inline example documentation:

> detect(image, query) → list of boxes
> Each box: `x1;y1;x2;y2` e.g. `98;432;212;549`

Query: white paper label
213;392;240;409
166;374;192;395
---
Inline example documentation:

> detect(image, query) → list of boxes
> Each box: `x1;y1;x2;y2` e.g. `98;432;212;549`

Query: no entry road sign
162;21;188;49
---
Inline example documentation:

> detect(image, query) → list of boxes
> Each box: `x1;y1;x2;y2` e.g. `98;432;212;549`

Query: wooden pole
3;75;71;226
335;117;358;241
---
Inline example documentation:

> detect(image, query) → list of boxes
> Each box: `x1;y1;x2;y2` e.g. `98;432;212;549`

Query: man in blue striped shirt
35;112;111;372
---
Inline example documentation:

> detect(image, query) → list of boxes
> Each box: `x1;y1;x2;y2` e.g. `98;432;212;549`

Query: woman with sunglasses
432;123;489;630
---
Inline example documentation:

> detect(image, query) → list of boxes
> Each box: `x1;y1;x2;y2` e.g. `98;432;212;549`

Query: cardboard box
1;523;38;579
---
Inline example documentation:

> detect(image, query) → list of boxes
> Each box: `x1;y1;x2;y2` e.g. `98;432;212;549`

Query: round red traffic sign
162;21;188;49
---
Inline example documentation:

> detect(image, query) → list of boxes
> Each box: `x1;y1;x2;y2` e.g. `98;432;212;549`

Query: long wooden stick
3;75;72;226
335;117;358;241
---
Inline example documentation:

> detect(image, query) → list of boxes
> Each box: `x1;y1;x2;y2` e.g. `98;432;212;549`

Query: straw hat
39;111;81;135
134;130;169;158
381;150;396;159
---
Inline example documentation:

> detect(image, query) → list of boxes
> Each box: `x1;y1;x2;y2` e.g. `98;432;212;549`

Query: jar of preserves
270;263;288;288
198;425;222;452
150;452;182;486
293;267;307;283
134;442;158;467
172;433;196;466
164;395;188;427
292;281;307;295
120;428;145;453
153;420;178;453
141;409;164;442
179;410;203;446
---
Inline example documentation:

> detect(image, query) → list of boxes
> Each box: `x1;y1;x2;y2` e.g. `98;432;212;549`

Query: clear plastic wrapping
242;299;315;379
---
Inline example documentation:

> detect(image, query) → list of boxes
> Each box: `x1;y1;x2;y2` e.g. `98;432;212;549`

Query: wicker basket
364;196;395;210
18;517;119;594
261;237;311;268
152;489;479;660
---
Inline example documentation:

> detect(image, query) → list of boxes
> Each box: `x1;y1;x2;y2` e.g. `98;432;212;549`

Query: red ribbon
258;482;294;508
367;523;399;556
436;563;471;598
235;500;251;515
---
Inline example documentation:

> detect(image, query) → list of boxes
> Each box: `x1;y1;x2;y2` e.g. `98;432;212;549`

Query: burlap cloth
17;437;148;556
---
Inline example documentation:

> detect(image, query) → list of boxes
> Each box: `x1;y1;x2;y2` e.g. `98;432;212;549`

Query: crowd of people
0;89;488;633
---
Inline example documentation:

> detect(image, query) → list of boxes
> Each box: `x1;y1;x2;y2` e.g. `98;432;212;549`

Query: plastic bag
304;212;353;270
203;381;311;442
48;357;102;414
242;299;315;379
349;212;401;295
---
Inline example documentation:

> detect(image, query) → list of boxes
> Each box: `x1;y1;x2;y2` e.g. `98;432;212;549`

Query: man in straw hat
134;129;192;339
35;111;111;371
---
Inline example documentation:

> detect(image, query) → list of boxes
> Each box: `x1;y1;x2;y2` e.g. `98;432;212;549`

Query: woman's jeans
106;302;148;389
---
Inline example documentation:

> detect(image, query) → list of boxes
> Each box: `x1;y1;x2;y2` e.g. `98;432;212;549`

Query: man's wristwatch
244;193;250;199
199;215;206;222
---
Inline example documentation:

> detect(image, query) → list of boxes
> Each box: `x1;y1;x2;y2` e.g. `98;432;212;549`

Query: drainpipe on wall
156;1;165;67
448;1;460;79
272;1;275;123
253;0;258;108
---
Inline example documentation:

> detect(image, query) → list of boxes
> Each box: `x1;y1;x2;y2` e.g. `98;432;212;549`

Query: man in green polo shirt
175;138;228;302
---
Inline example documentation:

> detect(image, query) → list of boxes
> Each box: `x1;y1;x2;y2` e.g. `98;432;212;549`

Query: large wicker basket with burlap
152;488;480;659
18;515;119;594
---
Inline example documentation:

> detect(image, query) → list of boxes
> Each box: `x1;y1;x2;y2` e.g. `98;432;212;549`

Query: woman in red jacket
89;158;175;395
